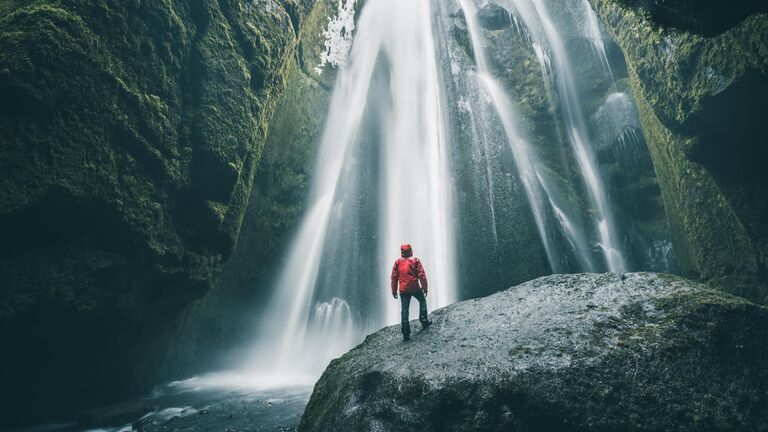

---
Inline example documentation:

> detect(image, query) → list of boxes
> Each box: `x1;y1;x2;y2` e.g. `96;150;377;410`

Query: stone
587;0;768;303
476;3;511;30
0;0;321;427
300;273;768;431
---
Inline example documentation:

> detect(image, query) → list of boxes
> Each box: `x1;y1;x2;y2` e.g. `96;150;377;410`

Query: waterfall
460;0;560;270
455;0;597;273
504;0;629;272
243;0;456;377
582;0;615;81
377;0;457;324
241;0;663;379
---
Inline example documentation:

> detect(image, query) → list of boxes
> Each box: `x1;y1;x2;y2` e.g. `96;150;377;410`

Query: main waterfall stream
244;0;457;378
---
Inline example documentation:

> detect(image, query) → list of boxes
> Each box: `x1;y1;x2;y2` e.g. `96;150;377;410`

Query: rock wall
0;0;318;427
444;0;672;293
604;0;767;36
158;0;336;375
440;4;553;297
588;0;768;303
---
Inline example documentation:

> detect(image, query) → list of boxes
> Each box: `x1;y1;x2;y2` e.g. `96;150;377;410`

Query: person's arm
391;260;399;298
416;258;428;295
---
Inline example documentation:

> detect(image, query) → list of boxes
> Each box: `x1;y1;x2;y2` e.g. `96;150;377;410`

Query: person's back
391;244;432;341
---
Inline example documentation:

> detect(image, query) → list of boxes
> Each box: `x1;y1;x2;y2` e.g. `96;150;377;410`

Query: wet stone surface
476;3;512;30
17;378;312;432
301;273;768;432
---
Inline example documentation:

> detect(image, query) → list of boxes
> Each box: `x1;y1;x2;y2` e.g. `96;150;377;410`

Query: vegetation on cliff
0;0;318;426
588;0;768;303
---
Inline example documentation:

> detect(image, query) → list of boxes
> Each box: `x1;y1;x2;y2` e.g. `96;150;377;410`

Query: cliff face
0;0;317;426
604;0;767;36
587;0;768;303
156;0;336;377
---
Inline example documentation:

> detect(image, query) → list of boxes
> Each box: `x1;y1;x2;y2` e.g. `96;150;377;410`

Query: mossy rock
588;0;768;303
0;0;319;427
301;273;768;432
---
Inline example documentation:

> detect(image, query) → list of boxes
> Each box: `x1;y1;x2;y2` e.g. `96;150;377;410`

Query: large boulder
300;273;768;431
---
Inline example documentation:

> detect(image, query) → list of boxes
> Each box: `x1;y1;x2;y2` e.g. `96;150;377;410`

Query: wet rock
77;400;155;428
0;0;322;427
587;0;768;304
300;273;768;431
476;3;511;30
601;0;767;36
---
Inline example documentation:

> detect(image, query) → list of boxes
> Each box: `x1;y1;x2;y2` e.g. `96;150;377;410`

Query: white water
378;0;457;323
582;0;615;81
242;0;641;380
506;0;628;272
244;0;457;377
457;0;597;273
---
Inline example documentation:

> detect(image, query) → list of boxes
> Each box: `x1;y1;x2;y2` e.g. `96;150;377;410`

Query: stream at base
16;373;313;432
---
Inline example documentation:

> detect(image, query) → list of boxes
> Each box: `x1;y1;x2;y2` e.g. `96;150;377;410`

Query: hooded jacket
390;244;428;295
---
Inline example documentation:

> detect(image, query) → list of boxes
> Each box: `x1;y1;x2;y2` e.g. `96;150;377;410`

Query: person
391;243;432;341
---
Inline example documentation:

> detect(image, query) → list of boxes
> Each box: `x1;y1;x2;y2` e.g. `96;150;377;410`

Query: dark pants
400;290;428;337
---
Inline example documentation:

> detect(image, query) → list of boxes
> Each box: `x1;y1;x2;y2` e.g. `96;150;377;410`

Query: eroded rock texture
301;273;768;432
0;0;317;426
588;0;768;303
156;0;336;378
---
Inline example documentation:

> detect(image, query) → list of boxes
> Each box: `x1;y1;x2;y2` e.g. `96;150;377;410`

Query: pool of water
15;372;315;432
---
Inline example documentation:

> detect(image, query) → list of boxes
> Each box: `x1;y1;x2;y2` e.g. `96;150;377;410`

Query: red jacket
391;253;428;295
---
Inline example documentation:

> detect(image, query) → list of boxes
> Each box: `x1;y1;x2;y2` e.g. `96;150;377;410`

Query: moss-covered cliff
0;0;318;427
588;0;768;302
157;0;336;376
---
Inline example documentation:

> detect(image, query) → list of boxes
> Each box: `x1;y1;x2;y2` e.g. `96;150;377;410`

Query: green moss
0;0;321;425
588;0;768;303
153;22;333;380
297;0;337;87
0;0;308;311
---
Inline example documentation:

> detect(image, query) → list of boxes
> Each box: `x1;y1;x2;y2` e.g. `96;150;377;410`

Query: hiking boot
421;319;432;329
403;333;411;341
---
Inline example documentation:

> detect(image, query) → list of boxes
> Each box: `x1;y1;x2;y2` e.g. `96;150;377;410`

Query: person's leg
400;293;412;340
413;291;431;328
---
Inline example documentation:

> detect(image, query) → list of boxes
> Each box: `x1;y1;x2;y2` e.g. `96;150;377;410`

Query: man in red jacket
391;243;432;341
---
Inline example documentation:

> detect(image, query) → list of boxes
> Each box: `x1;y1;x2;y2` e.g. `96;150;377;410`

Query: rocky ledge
300;273;768;431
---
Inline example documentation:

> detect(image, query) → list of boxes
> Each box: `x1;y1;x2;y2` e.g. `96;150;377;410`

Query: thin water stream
506;0;628;272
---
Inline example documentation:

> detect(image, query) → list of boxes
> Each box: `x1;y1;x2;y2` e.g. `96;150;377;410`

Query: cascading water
582;0;615;82
505;0;629;272
452;0;598;273
242;0;670;379
244;0;456;377
377;0;457;324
